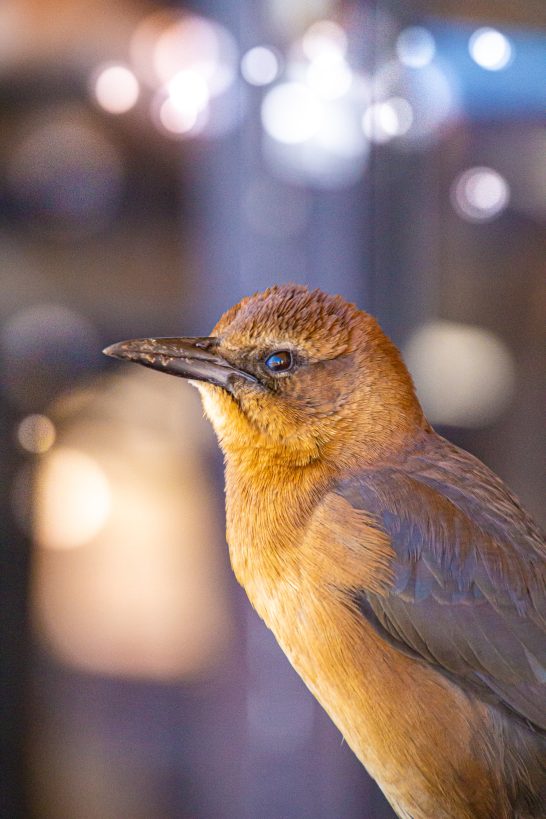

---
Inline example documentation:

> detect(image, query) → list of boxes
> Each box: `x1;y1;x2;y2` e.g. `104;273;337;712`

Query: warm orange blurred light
35;447;111;550
32;371;234;680
153;14;236;96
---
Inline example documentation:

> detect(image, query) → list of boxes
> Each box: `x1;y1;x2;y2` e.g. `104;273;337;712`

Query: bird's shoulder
309;433;546;730
331;433;545;609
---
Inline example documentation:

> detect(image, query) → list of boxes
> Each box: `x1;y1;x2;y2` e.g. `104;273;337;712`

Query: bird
104;284;546;818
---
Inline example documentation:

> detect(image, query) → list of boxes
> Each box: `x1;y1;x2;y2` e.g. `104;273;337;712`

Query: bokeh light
32;370;233;680
314;105;367;159
92;64;140;114
17;414;56;454
306;52;352;99
153;14;237;98
267;0;340;40
155;68;212;137
396;26;436;68
130;8;179;87
263;102;368;189
35;447;112;550
451;167;510;221
241;46;280;86
168;69;210;113
262;82;324;144
404;321;515;427
301;20;347;61
469;27;513;71
362;98;413;143
259;15;372;188
131;11;239;140
371;59;458;145
157;96;200;135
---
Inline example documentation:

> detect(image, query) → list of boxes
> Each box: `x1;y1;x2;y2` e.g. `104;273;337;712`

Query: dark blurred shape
6;105;124;239
1;304;100;411
243;175;310;238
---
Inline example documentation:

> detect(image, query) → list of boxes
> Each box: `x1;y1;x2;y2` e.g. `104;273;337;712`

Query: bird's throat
224;456;330;595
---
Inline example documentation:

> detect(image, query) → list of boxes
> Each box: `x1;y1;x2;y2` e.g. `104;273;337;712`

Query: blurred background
1;0;545;817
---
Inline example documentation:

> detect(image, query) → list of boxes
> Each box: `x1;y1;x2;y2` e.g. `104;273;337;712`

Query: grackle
104;285;545;818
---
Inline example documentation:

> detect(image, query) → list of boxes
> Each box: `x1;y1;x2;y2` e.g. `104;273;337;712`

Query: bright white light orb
93;65;139;114
396;26;436;68
261;82;324;144
362;97;413;143
168;69;210;113
404;321;515;427
362;103;395;144
469;28;513;71
451;167;510;221
316;108;367;159
306;53;352;99
154;15;237;97
36;448;111;549
302;20;347;61
372;59;457;145
241;46;280;86
159;97;200;135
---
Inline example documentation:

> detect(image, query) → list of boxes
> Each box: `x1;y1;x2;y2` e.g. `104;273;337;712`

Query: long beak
102;337;257;389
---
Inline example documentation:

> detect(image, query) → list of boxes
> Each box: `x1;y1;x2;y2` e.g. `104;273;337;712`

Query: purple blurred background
1;1;545;817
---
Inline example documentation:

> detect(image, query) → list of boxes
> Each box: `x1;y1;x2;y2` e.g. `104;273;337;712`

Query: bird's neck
221;422;433;610
224;453;331;599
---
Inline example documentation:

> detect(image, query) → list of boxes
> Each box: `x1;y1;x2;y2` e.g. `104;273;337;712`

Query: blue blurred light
429;22;546;118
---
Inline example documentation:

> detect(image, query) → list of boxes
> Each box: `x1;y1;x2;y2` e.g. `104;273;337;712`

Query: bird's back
341;434;546;730
333;433;546;816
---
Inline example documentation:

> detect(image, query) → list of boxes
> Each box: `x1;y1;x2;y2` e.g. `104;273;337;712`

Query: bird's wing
334;436;546;732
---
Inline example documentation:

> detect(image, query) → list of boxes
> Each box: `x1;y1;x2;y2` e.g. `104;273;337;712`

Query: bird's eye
264;350;293;372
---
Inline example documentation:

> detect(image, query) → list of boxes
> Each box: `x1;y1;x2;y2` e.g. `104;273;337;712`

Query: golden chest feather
226;474;502;819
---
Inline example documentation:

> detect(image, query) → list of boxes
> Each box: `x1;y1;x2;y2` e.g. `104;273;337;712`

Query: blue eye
264;350;293;372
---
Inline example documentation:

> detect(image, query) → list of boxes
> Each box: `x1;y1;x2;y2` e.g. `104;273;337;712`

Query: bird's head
104;285;427;469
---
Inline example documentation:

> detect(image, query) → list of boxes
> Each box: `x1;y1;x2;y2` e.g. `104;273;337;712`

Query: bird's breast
245;564;498;818
225;468;502;818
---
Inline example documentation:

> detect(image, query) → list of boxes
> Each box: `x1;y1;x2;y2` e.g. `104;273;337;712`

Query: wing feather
337;435;546;731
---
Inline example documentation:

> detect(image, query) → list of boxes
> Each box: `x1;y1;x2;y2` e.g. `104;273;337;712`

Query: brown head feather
198;284;428;471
